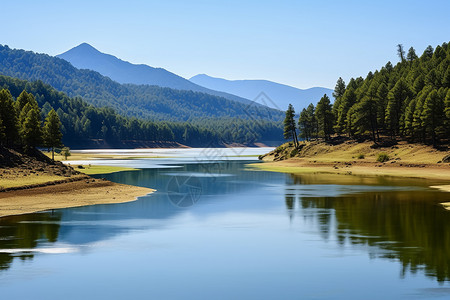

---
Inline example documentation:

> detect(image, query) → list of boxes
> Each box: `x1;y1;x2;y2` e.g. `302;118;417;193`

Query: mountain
0;44;282;122
57;43;251;104
190;74;334;110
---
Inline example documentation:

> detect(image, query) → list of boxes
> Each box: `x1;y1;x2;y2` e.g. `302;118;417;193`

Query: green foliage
283;104;298;147
20;108;42;150
288;41;449;146
0;89;18;145
377;152;390;162
0;76;282;147
298;103;317;141
289;148;298;157
43;109;63;160
61;147;71;160
315;94;333;140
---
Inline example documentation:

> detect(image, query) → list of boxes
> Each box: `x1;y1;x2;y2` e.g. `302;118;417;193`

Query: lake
1;147;450;299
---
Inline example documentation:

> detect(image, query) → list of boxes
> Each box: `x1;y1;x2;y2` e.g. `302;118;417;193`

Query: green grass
76;165;138;175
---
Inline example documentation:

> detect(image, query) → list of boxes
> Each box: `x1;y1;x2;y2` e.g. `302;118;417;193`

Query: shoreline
0;178;154;218
248;159;450;181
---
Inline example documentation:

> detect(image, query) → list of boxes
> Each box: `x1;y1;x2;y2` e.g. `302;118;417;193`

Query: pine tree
298;108;309;141
385;79;412;137
316;94;333;140
397;44;405;62
422;45;434;59
0;117;5;144
353;83;378;141
376;82;389;133
422;90;444;145
404;98;416;137
332;77;346;121
21;108;42;151
43;109;63;160
283;104;298;147
0;89;19;145
407;47;418;62
445;89;450;139
335;88;356;135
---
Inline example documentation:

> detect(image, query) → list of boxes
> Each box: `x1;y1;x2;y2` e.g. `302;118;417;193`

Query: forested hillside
0;45;282;122
291;42;450;146
0;75;282;147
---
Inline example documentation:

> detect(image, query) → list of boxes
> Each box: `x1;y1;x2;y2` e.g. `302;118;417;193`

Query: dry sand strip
430;185;450;211
0;179;154;218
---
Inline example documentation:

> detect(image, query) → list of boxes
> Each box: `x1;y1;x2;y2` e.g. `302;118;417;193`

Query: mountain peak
68;42;100;54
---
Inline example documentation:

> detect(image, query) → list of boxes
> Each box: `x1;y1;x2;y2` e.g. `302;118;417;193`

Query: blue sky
2;0;449;89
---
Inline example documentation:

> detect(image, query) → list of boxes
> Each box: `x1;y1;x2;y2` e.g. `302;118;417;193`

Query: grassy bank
252;140;450;181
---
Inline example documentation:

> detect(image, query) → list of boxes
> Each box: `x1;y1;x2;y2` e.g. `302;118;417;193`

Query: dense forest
0;45;282;122
286;41;450;147
0;75;282;147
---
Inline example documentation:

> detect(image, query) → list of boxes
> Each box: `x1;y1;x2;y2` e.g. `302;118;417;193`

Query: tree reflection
0;212;62;271
285;173;450;282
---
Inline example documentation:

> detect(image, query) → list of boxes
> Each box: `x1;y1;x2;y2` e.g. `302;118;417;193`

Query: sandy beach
0;178;154;218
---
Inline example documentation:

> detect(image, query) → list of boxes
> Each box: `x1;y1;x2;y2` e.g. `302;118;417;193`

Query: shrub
290;148;298;157
357;153;365;159
377;152;390;162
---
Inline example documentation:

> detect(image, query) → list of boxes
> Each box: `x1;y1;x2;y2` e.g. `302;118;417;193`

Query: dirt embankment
0;146;154;218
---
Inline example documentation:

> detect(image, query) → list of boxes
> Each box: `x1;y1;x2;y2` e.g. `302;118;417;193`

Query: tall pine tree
43;109;63;160
283;104;298;147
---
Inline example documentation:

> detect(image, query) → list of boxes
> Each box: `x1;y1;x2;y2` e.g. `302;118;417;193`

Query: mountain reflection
0;212;62;271
286;173;450;282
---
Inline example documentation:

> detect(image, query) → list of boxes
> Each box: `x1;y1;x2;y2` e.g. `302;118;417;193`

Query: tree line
0;89;62;158
0;75;282;148
284;41;450;147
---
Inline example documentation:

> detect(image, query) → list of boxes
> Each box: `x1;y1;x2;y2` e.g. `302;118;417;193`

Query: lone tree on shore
43;109;63;160
284;104;299;147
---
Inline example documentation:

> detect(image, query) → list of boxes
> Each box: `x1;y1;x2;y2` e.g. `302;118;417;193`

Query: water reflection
286;173;450;282
0;158;449;290
0;212;62;271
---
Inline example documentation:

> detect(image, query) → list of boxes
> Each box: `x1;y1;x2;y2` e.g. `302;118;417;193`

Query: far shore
0;178;154;218
249;159;450;181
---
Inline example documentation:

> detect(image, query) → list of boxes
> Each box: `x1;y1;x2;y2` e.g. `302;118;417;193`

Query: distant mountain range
0;44;282;122
57;43;251;105
190;74;334;110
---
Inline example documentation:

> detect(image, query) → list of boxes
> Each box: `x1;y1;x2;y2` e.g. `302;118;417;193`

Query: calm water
1;148;450;299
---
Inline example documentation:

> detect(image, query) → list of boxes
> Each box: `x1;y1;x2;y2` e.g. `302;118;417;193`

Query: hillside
190;74;334;110
57;43;251;105
0;75;283;146
0;44;282;122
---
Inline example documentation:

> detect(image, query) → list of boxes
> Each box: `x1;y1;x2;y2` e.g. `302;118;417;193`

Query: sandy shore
0;178;154;218
249;159;450;181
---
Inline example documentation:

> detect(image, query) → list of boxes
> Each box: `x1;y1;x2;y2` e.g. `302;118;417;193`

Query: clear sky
2;0;449;89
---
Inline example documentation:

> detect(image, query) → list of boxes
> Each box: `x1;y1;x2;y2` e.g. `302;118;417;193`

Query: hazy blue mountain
57;43;251;104
190;74;334;110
